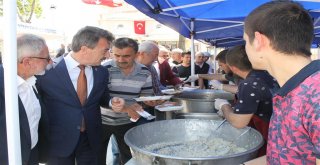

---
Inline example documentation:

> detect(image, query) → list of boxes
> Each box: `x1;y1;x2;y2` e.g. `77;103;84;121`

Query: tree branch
26;0;36;23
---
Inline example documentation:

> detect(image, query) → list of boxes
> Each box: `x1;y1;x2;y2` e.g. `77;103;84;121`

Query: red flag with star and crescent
134;21;146;35
82;0;122;7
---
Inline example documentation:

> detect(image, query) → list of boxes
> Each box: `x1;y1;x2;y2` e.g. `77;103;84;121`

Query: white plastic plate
161;87;197;95
133;95;173;102
155;102;183;112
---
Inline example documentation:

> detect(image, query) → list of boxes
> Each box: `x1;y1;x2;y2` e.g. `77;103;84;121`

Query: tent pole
213;46;217;73
190;20;195;87
3;0;22;165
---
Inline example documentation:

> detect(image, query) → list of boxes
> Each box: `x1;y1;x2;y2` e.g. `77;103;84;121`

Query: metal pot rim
171;97;214;102
126;137;264;160
124;119;264;160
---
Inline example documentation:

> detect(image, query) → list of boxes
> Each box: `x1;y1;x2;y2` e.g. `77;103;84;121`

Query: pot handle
152;156;160;165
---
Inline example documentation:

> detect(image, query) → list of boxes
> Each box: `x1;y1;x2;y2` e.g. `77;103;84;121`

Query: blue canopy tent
125;0;320;78
125;0;320;43
203;37;244;48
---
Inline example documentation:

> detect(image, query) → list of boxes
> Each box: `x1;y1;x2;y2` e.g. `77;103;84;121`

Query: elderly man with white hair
152;47;183;88
168;48;183;68
136;41;163;96
194;51;210;88
1;34;52;165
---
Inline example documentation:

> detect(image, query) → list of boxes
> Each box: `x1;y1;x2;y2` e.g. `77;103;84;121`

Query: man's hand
111;97;125;112
184;75;199;82
125;103;142;121
211;80;223;90
215;99;230;117
143;100;165;107
179;77;187;82
183;83;191;87
217;109;224;117
127;108;140;120
173;83;183;91
129;103;143;112
214;99;230;111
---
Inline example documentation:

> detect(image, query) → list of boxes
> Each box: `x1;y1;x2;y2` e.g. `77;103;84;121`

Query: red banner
134;21;146;35
82;0;122;7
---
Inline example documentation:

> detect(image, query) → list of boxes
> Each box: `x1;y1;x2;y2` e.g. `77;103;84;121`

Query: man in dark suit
36;26;125;165
0;34;51;165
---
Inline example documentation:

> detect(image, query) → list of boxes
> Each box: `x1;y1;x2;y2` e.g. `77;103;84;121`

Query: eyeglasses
29;56;52;62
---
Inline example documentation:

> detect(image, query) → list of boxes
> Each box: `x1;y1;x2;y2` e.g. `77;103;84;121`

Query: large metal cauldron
125;119;264;165
174;113;223;121
171;89;234;113
154;111;224;121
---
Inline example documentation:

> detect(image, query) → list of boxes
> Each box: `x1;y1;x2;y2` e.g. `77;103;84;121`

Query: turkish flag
82;0;122;7
134;21;146;35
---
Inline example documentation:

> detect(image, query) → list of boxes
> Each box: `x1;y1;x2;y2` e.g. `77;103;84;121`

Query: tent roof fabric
125;0;320;47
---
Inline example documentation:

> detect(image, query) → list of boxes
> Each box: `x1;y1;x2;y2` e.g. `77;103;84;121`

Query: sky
27;0;179;52
36;0;117;50
40;0;103;37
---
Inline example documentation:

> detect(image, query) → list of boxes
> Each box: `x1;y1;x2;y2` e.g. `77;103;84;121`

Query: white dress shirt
64;53;94;97
17;76;41;149
152;61;160;78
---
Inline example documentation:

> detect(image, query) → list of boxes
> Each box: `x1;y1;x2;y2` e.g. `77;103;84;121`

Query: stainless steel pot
154;110;177;121
174;113;223;120
155;112;223;121
125;119;264;165
171;89;234;113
